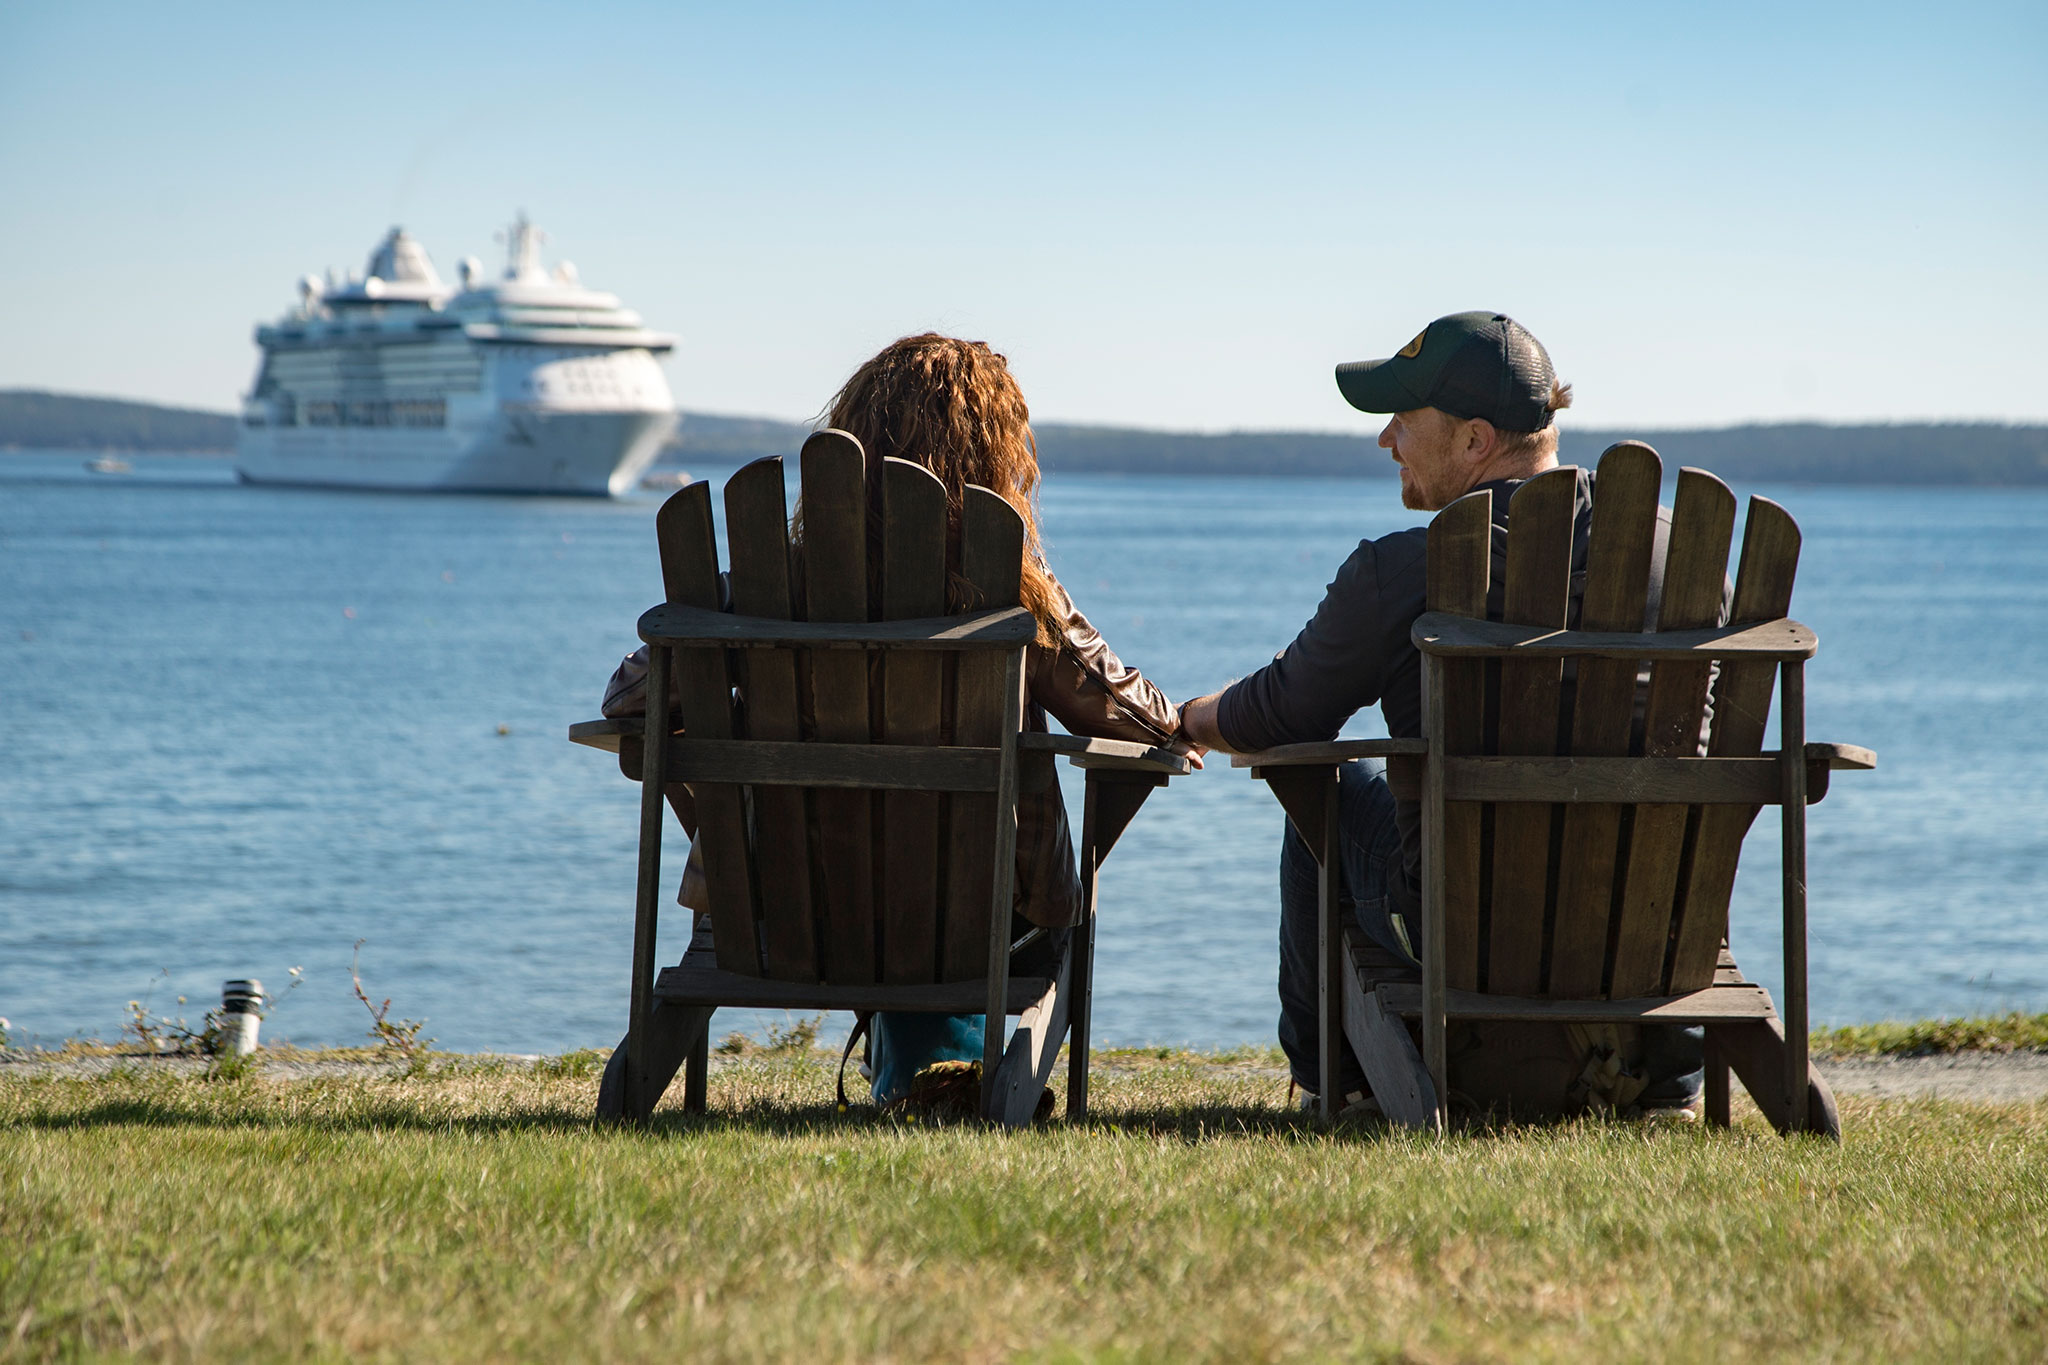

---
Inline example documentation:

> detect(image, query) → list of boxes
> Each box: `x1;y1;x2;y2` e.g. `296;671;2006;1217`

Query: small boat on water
84;456;132;475
638;467;693;491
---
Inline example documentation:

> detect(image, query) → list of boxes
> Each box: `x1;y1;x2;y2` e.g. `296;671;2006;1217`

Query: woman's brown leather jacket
601;572;1183;928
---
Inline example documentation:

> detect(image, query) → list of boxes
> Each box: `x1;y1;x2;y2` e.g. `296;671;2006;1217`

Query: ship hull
235;407;674;496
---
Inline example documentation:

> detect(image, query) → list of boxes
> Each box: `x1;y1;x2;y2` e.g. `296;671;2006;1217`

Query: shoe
1297;1088;1381;1119
887;1060;1057;1124
1631;1101;1702;1125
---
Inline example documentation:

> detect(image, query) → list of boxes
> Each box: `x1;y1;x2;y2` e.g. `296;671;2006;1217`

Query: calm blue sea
3;451;2044;1053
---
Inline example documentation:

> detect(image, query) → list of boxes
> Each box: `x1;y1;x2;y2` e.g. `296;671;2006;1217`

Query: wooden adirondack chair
570;430;1189;1125
1238;443;1874;1137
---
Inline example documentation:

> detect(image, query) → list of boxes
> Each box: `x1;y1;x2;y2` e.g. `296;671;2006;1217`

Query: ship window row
264;351;484;387
261;398;448;429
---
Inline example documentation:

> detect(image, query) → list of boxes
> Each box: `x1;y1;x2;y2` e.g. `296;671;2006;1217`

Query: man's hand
1178;692;1233;754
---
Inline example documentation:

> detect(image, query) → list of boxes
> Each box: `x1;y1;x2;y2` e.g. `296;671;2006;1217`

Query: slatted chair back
1424;441;1801;1001
644;429;1032;988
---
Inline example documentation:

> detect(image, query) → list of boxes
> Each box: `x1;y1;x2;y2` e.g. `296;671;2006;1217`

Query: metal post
1779;659;1809;1134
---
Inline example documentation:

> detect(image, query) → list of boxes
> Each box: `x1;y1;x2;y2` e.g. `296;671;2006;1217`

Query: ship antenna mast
500;210;547;282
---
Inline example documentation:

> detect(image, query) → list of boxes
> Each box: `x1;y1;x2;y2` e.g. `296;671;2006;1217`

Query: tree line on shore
8;387;2046;486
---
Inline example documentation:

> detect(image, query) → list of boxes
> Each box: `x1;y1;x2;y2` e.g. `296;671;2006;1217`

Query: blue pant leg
1639;1025;1704;1107
1276;759;1409;1095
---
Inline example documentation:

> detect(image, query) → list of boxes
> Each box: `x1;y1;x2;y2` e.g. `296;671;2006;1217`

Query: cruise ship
236;216;677;495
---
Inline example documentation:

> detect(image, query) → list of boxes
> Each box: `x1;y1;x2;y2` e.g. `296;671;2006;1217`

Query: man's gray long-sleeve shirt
1215;470;1690;908
1216;476;1573;755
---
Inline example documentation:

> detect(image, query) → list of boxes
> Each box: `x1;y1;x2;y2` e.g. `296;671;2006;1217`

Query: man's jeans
1276;759;1703;1107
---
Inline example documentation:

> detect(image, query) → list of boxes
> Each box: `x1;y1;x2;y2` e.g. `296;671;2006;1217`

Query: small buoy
219;980;264;1056
496;724;511;736
342;607;356;620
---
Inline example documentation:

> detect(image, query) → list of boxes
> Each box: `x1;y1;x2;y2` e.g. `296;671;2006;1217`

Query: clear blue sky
1;1;2041;432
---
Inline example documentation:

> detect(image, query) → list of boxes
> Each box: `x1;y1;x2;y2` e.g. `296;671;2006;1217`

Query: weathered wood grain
1611;468;1736;998
1410;613;1816;661
990;946;1070;1127
1441;755;1802;804
1488;467;1577;995
880;459;948;984
654;961;1054;1014
658;481;762;978
1425;487;1492;999
800;431;877;982
1341;928;1440;1130
1549;442;1661;998
1375;979;1778;1022
942;484;1025;982
638;602;1037;651
1229;737;1430;767
1667;496;1801;990
724;456;816;981
652;739;1003;791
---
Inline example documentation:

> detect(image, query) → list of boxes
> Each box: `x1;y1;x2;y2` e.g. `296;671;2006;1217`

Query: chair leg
684;1008;712;1113
1337;931;1440;1130
1715;1017;1841;1141
1317;776;1344;1121
1346;990;1440;1130
1066;907;1095;1120
595;1001;712;1123
1703;1028;1732;1128
1068;781;1103;1121
989;940;1072;1127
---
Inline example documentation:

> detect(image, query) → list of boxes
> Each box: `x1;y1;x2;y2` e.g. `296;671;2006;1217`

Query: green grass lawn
4;1052;2044;1363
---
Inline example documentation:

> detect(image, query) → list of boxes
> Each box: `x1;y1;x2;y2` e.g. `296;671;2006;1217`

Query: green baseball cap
1335;311;1558;432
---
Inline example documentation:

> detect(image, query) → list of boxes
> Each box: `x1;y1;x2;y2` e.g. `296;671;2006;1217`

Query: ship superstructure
236;216;677;495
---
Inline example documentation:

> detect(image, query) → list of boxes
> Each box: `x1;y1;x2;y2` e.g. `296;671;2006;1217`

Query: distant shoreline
8;388;2048;486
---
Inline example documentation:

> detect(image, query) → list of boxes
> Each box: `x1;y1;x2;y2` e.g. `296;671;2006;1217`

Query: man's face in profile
1378;407;1468;511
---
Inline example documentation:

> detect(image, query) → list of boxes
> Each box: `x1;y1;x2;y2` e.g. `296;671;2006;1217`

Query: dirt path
1816;1052;2048;1103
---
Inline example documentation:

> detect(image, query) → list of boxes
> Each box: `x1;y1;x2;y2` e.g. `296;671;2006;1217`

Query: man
1178;310;1703;1116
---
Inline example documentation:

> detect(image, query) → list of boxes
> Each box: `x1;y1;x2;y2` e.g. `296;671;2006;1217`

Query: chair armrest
578;720;1192;778
1016;732;1191;776
1229;738;1429;769
1809;742;1876;771
569;718;637;752
1412;612;1817;662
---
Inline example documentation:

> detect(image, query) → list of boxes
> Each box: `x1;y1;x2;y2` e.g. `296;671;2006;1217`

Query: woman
604;333;1197;1104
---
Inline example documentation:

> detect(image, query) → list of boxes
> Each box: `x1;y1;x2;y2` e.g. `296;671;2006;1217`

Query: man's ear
1460;417;1500;466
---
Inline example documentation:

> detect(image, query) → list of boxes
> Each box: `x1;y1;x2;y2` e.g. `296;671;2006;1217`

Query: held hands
1175;693;1231;757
